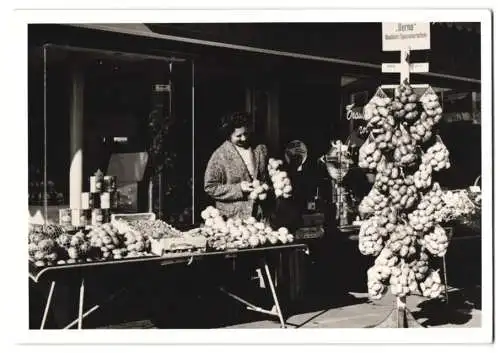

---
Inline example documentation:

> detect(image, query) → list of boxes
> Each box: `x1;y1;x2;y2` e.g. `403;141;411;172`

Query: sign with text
345;104;365;120
153;84;171;92
382;22;430;51
382;62;429;73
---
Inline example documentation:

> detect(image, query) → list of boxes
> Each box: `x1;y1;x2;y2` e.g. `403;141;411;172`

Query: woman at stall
204;111;271;220
202;113;274;318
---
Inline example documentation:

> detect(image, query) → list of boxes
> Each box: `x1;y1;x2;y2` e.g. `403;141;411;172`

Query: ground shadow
411;286;480;327
146;287;370;329
284;292;369;328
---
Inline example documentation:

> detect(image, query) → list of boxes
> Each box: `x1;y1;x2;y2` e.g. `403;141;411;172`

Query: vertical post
158;172;163;220
443;255;449;304
148;178;154;213
78;278;85;329
245;87;254;126
191;60;195;225
42;45;48;221
396;296;406;309
471;91;478;123
349;93;355;138
158;63;173;221
400;48;411;84
69;66;84;210
396;296;406;328
396;47;411;319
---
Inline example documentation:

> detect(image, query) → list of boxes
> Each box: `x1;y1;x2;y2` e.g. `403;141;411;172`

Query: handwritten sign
346;104;365;121
382;23;430;51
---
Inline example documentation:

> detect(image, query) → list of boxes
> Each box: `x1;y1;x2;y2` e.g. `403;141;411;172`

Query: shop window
442;91;481;124
28;44;194;226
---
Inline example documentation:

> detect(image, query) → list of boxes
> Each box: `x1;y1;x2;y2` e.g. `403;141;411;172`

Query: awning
68;23;480;84
432;22;481;33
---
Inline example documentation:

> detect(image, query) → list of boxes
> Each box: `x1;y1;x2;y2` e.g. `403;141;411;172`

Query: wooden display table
30;243;309;329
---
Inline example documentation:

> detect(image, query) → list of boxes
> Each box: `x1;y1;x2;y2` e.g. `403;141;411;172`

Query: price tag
153;84;171;92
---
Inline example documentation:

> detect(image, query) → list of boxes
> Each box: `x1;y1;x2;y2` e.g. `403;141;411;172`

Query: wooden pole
371;24;433;329
400;47;410;84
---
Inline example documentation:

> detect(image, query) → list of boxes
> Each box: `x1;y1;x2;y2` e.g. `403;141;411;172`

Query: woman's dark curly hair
219;111;252;140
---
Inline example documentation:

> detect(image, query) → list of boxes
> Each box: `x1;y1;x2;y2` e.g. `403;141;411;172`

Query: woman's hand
240;181;254;193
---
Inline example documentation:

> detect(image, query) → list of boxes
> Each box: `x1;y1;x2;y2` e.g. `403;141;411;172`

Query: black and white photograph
1;3;494;349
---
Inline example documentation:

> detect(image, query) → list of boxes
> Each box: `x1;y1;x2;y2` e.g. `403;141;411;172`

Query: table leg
220;287;258;309
63;304;97;330
274;265;278;288
40;281;56;329
78;278;85;329
64;286;130;330
263;263;285;328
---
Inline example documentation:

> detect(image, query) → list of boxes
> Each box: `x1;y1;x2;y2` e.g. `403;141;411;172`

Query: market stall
28;42;309;329
28;22;482;330
30;200;308;329
29;155;308;329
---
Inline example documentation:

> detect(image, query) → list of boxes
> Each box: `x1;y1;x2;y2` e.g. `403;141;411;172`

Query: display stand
361;24;448;329
369;297;422;328
373;46;425;329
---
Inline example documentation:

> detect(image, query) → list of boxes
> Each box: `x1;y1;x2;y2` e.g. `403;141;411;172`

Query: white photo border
3;5;493;347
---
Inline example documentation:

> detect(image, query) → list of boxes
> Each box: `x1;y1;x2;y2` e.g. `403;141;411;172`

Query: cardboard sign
382;22;430;51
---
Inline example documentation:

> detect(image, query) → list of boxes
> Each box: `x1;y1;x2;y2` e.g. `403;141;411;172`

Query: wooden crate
295;226;325;240
150;236;207;256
